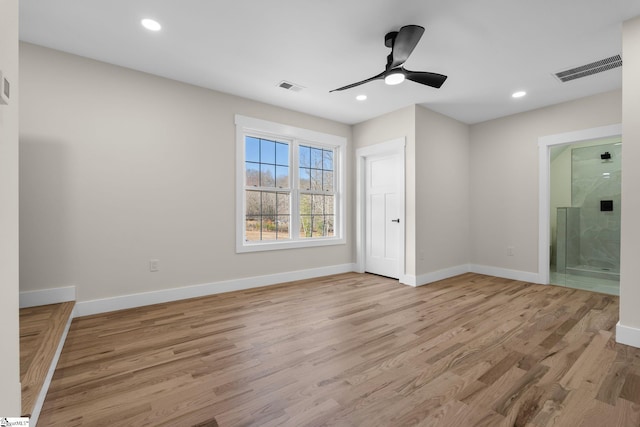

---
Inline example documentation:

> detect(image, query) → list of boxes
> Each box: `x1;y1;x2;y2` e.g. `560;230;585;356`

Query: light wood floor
20;301;74;417
38;273;640;426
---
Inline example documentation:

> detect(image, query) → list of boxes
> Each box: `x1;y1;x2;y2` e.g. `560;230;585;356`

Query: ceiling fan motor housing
385;31;398;48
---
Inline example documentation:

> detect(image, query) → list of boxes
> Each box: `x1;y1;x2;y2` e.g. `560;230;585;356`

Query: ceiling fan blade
389;25;425;69
329;71;385;92
403;69;448;88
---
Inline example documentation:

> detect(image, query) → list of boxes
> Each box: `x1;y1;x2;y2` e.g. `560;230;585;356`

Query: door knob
391;218;400;223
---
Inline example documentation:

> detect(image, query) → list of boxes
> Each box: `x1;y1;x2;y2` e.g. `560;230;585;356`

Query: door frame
356;138;406;282
537;123;622;284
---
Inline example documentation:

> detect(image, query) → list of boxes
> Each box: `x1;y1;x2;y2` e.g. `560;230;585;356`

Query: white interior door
365;152;401;278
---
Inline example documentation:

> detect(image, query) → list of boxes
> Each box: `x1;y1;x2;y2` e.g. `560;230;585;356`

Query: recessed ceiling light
384;72;405;86
141;18;161;31
356;94;367;101
512;91;527;98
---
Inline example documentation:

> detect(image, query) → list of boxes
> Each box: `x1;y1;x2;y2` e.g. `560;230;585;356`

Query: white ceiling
18;0;640;125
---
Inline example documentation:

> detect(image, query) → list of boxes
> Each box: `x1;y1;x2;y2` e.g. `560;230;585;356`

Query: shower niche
553;142;621;283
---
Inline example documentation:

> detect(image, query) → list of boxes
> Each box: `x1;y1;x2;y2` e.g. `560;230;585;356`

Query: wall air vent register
554;55;622;83
277;80;305;92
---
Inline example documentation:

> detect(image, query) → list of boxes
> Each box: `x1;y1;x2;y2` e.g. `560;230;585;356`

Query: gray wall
0;0;21;415
19;43;353;303
415;105;470;276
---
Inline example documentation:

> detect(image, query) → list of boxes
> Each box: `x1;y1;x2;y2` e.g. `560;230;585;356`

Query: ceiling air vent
277;80;305;92
554;55;622;83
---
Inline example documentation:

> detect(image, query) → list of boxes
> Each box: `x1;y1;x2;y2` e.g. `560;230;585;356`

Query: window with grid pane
244;136;291;241
299;145;335;238
236;115;346;253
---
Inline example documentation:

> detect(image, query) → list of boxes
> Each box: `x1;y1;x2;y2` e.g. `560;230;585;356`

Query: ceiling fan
330;25;447;92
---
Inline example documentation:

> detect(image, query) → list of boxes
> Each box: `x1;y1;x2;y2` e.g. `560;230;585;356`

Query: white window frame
235;115;347;253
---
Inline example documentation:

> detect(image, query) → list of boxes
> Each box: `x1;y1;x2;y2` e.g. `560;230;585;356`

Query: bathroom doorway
549;137;621;295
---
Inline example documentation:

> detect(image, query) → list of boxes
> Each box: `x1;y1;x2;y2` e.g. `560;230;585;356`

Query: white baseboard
402;264;537;287
401;264;471;287
29;306;75;426
414;264;471;287
76;263;357;317
469;264;540;283
616;321;640;349
399;274;416;286
19;286;76;308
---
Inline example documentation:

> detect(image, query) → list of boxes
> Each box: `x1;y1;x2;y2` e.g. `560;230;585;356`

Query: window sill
236;236;346;253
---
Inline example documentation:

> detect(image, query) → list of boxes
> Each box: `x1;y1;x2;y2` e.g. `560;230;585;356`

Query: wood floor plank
19;301;75;417
620;373;640;404
32;272;640;426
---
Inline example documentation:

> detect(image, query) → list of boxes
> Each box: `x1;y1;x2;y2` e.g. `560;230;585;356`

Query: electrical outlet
149;259;160;272
507;246;515;256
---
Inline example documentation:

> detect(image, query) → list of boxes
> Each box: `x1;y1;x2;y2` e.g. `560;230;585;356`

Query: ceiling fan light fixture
384;72;405;86
512;90;527;98
330;25;447;93
356;94;367;101
141;18;162;31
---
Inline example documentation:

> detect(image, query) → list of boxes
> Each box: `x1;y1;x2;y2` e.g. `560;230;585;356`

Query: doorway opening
356;138;406;283
550;138;621;294
538;124;622;295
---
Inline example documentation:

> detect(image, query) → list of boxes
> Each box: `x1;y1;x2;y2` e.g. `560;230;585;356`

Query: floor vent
554;55;622;83
277;80;304;92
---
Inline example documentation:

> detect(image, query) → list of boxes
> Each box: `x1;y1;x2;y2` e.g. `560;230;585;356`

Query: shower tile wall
571;143;621;272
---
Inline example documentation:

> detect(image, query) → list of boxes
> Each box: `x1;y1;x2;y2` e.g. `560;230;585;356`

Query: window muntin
236;115;345;252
